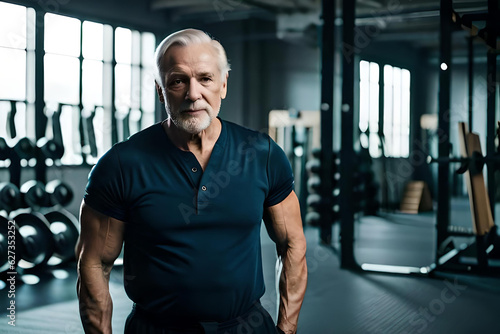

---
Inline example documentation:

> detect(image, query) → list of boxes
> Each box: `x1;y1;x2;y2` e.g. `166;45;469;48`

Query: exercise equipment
13;137;36;161
81;106;98;159
20;180;51;208
45;180;74;207
269;109;320;222
0;215;24;275
0;183;22;213
44;210;79;263
304;0;500;276
15;212;55;270
428;122;500;274
0;138;22;212
0;101;79;277
36;137;64;161
10;209;79;271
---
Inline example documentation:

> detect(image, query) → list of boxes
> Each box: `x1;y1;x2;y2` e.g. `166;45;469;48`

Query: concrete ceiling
150;0;496;53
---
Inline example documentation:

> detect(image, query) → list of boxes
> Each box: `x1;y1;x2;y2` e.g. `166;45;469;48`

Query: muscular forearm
277;243;307;334
77;264;113;334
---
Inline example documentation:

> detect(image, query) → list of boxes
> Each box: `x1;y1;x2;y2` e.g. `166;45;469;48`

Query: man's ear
220;73;228;99
155;81;165;104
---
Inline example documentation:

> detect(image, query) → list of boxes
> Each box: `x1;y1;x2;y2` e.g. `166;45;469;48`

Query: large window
0;1;157;166
359;60;411;158
0;2;35;167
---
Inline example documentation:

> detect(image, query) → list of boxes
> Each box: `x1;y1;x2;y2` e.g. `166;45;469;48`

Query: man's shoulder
221;119;271;145
111;122;162;151
105;122;163;163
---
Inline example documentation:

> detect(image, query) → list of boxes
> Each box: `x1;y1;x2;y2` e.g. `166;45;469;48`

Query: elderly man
76;28;307;334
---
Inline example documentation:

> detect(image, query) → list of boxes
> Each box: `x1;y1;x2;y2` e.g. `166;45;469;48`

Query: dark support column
111;28;118;145
436;0;452;255
35;10;45;140
35;9;46;183
378;64;388;210
340;0;357;269
486;0;498;220
467;36;473;131
79;21;85;162
319;0;335;244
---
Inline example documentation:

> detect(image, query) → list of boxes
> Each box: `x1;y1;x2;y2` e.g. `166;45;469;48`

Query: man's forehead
163;44;218;71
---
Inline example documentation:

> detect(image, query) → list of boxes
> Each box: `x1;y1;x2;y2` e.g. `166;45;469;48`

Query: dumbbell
305;211;321;226
305;158;321;174
307;176;321;193
36;137;64;161
45;180;73;207
0;215;24;275
0;183;22;212
20;180;51;208
13;137;36;161
15;212;54;270
44;210;79;263
14;210;79;270
0;137;10;160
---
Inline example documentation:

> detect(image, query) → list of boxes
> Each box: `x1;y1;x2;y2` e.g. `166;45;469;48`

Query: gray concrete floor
1;198;499;333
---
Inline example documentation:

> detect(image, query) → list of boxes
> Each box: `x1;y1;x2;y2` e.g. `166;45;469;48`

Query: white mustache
180;102;210;112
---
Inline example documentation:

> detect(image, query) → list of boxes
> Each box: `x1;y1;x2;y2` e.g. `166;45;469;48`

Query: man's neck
163;118;221;153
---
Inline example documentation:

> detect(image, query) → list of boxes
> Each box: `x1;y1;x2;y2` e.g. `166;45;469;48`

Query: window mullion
379;64;385;157
111;27;118;145
34;8;45;140
78;20;86;163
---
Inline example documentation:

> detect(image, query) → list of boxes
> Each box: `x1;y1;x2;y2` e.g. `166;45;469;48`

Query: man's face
158;43;228;134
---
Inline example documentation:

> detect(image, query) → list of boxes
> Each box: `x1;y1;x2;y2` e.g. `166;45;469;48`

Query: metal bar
111;27;118;145
79;21;86;162
486;0;498;220
340;0;358;269
436;0;453;258
34;9;46;184
34;10;45;140
468;36;473;131
378;63;389;211
319;0;335;244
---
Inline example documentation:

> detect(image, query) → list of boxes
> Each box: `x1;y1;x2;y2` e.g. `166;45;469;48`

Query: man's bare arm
263;191;307;334
76;202;125;334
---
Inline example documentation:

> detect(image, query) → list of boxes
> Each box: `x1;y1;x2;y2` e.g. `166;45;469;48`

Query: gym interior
1;0;499;333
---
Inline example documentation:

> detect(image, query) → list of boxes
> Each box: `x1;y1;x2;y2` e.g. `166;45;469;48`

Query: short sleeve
264;137;294;207
83;145;128;221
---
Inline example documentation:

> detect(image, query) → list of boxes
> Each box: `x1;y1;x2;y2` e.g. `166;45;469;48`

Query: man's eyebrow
166;70;188;77
197;72;215;78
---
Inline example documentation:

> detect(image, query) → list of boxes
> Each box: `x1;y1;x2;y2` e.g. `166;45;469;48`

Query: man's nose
186;78;202;101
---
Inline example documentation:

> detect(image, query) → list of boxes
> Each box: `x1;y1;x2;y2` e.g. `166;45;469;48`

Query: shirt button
201;185;207;191
191;167;198;173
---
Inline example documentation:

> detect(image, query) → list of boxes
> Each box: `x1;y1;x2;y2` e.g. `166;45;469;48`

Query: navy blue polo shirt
84;118;294;322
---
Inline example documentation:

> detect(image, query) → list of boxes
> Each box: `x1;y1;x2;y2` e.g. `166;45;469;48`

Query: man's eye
171;79;183;85
201;77;212;82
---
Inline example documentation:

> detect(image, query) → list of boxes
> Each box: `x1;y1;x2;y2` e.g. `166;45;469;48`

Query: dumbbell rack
1;101;79;283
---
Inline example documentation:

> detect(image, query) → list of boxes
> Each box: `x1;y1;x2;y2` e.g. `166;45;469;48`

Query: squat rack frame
320;0;500;275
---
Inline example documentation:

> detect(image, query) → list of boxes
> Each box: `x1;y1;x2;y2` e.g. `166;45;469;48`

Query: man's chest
124;148;269;232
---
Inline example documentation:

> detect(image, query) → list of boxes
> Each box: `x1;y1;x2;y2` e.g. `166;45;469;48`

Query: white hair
154;28;231;87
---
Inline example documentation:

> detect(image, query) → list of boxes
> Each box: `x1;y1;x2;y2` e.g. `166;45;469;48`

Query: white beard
166;101;217;134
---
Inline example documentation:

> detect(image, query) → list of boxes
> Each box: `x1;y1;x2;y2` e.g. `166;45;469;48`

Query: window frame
0;1;159;168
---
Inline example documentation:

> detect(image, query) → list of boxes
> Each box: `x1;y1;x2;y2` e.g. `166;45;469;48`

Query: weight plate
14;212;55;269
